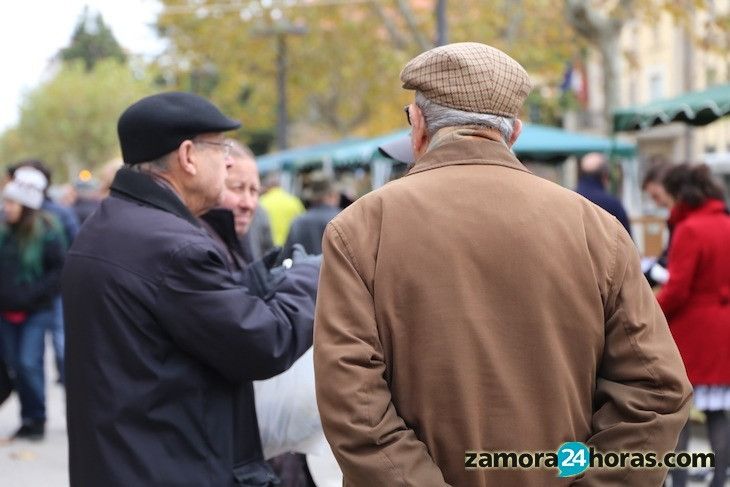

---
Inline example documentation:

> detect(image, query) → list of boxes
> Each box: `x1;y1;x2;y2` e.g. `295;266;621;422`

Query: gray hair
227;139;255;160
415;92;515;143
131;153;171;174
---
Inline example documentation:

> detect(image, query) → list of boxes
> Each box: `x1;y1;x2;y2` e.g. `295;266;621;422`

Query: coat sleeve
314;222;449;487
155;241;317;384
572;227;692;486
656;224;699;320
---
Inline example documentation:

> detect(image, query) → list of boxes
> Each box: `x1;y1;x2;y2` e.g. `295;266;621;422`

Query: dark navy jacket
576;176;632;237
62;168;317;487
42;198;79;246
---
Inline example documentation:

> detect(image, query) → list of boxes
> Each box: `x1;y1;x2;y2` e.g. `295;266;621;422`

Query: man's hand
242;245;321;300
241;247;286;299
282;244;322;269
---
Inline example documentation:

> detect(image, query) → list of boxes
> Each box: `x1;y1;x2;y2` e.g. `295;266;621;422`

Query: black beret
117;92;241;165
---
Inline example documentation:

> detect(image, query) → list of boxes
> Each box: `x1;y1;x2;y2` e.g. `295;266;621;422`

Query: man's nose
238;192;256;210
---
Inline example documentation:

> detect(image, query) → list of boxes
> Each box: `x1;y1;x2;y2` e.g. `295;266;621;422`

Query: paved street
0;358;68;487
0;343;725;486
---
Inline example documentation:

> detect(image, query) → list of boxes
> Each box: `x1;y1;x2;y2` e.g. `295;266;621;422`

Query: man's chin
235;220;251;236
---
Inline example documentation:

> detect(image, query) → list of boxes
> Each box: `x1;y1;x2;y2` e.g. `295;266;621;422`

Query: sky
0;0;165;131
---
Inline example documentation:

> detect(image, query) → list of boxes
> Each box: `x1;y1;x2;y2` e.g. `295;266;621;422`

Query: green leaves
1;60;153;181
153;0;582;149
59;7;127;71
0;8;154;181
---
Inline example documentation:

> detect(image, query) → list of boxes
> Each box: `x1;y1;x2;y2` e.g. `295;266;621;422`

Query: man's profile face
192;133;232;212
224;155;260;236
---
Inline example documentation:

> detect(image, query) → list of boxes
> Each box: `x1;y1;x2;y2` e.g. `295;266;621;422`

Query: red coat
658;199;730;384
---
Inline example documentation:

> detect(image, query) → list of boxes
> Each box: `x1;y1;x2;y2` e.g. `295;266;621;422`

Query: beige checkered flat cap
401;42;533;118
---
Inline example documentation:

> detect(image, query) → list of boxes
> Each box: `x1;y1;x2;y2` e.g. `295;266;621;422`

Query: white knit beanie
3;166;48;210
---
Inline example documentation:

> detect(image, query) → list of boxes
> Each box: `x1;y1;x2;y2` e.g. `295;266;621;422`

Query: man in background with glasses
62;92;318;487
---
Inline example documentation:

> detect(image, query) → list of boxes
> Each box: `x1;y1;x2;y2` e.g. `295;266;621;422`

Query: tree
154;0;579;149
564;0;720;133
564;0;634;132
0;60;153;181
60;7;127;71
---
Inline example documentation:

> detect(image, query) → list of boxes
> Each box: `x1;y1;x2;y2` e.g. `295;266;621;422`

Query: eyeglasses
403;105;412;126
194;139;233;158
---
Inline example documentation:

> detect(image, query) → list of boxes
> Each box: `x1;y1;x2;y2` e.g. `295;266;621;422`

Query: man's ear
174;140;198;176
507;119;522;147
410;104;430;159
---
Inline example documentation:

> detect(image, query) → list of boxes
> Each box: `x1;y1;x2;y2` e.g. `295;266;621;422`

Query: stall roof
256;123;636;172
613;83;730;132
256;137;364;173
514;124;635;159
364;125;635;163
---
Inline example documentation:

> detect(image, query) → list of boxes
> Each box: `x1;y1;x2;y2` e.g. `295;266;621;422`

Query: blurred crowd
0;41;728;487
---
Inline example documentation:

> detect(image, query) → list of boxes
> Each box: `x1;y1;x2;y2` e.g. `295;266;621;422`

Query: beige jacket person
314;135;692;486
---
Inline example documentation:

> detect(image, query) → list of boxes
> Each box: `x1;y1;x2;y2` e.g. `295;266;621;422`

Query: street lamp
253;15;308;150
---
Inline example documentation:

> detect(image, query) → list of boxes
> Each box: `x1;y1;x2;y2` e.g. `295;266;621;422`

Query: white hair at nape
131;153;171;174
415;92;515;143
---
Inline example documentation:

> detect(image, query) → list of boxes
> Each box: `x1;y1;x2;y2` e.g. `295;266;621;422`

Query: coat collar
110;167;201;228
669;198;727;227
576;175;605;193
406;137;531;177
200;208;247;268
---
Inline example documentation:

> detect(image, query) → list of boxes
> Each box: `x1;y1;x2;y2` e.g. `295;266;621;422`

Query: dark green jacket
0;213;65;312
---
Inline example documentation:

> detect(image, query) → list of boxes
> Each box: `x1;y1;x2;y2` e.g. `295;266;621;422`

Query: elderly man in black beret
62;92;318;487
314;43;691;486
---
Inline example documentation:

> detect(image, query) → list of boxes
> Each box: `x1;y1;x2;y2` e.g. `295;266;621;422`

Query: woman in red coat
658;163;730;487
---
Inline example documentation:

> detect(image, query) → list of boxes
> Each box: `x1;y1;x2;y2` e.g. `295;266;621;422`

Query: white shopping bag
307;446;344;487
254;347;330;459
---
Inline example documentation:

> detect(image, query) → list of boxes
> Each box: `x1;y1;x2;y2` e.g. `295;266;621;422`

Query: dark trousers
0;310;52;423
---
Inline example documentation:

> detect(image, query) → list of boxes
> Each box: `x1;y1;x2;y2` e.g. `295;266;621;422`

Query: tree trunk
597;30;621;133
276;33;289;150
565;0;632;134
502;0;523;44
394;0;433;52
435;0;448;46
369;1;408;50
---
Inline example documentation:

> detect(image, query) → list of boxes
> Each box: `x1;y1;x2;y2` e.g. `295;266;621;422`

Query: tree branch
394;0;432;52
501;0;523;43
369;0;408;50
564;0;610;41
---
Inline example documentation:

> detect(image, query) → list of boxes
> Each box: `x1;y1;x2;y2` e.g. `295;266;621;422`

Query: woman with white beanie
0;166;65;440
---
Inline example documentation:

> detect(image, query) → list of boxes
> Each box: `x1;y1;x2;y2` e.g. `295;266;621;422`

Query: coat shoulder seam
328;220;363;279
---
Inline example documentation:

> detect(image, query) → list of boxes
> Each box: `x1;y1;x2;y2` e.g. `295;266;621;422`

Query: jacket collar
576;175;605;193
669;198;728;226
200;208;247;266
110;167;201;228
406;136;531;177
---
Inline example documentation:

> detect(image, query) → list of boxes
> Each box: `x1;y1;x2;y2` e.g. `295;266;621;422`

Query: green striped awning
613;83;730;132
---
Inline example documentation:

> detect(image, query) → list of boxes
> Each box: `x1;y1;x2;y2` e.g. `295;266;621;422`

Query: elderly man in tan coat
313;43;692;486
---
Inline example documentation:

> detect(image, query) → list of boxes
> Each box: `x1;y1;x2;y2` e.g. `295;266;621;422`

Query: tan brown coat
314;137;692;486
